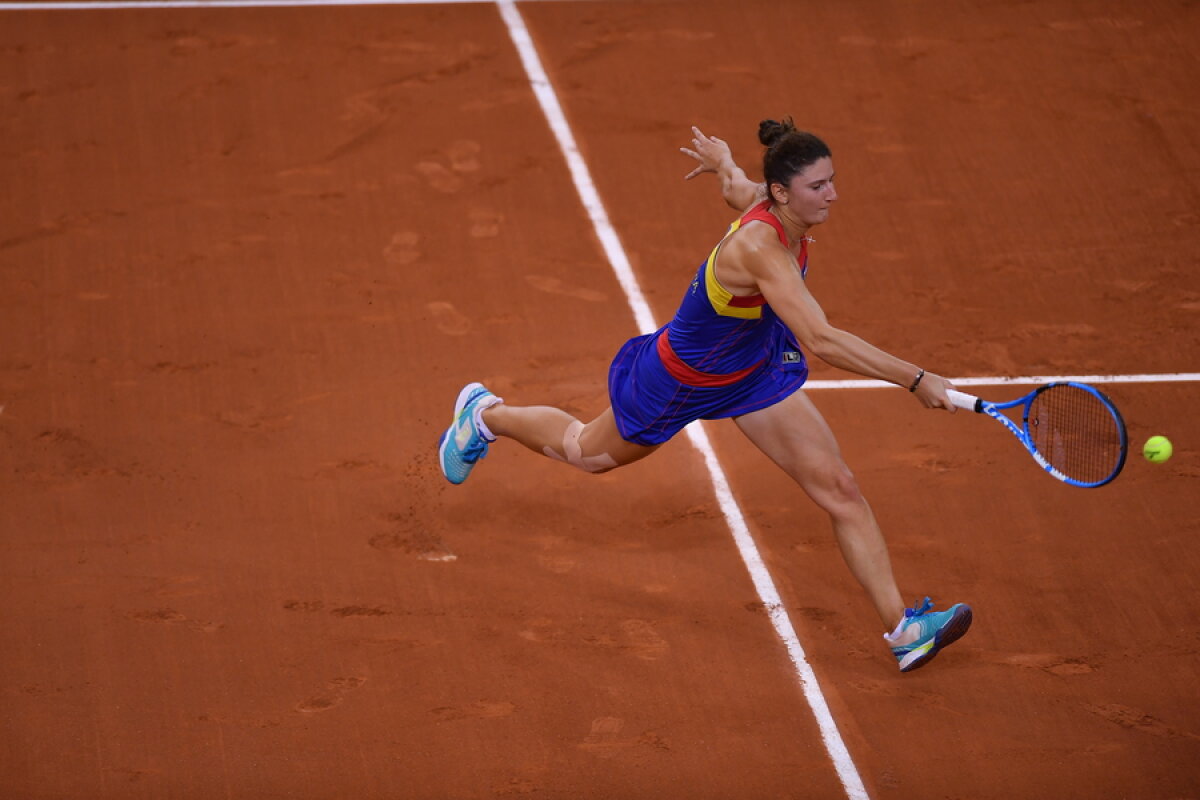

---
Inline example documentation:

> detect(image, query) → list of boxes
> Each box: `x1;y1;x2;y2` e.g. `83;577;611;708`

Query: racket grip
946;389;982;412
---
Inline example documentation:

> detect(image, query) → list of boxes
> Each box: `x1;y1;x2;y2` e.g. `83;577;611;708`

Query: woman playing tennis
438;118;972;673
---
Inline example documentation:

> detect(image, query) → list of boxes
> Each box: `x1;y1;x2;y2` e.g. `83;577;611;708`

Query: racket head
1020;382;1128;487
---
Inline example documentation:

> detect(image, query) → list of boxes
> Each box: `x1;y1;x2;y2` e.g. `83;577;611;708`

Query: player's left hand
680;126;733;180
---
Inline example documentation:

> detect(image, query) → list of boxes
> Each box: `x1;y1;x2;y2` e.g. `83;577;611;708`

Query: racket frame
946;381;1128;488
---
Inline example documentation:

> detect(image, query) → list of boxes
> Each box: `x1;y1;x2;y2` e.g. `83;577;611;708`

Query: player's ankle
475;398;504;440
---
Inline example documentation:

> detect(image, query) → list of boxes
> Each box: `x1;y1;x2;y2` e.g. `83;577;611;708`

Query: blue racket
947;382;1128;488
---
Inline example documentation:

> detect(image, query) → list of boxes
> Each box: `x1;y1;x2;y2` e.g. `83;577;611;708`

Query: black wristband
908;368;925;392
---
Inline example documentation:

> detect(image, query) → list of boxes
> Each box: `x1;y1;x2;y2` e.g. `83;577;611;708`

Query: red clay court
2;1;1199;798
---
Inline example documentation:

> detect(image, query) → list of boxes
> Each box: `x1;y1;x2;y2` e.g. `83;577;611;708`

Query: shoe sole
437;383;487;485
900;604;973;673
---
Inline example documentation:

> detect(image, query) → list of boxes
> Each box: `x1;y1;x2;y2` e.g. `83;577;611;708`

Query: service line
807;373;1200;391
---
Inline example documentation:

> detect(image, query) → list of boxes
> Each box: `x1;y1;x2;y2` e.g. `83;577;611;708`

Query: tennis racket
947;382;1128;488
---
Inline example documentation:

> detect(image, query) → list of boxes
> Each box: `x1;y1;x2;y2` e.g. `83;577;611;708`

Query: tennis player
438;118;972;673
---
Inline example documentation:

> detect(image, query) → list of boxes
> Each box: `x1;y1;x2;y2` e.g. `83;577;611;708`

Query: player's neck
769;205;812;248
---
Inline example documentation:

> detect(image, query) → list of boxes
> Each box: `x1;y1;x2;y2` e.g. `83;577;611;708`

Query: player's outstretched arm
746;238;957;411
680;126;765;211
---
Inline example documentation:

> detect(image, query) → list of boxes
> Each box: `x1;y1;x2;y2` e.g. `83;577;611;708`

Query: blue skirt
607;322;809;446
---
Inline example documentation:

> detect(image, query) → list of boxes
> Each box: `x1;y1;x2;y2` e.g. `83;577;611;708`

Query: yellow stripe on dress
703;219;762;319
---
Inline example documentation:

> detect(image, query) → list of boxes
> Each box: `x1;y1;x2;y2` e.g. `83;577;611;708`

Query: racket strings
1027;385;1124;484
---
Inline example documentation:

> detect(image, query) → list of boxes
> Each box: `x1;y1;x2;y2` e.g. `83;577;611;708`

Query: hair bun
757;116;796;147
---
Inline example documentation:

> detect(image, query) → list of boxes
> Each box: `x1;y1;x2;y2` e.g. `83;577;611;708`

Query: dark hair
758;117;832;190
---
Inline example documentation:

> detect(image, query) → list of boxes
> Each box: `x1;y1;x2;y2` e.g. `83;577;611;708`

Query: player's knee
544;420;620;474
577;450;621;474
561;456;622;475
832;467;864;503
812;463;865;512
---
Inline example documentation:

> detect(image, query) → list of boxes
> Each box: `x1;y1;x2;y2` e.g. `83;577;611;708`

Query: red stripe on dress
726;293;765;308
656;331;761;388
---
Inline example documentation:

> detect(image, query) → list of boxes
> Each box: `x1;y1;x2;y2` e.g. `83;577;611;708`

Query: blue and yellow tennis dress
608;199;811;445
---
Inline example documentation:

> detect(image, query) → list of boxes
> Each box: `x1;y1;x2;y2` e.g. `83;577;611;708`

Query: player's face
783;157;837;227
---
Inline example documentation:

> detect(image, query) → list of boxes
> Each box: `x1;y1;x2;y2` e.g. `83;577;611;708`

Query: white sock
473;396;503;441
883;614;909;644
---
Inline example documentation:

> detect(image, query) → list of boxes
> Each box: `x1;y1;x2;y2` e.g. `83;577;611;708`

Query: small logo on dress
782;351;802;364
690;278;700;295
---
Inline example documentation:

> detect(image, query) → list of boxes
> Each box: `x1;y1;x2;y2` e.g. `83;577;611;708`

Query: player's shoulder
730;215;786;252
723;221;790;274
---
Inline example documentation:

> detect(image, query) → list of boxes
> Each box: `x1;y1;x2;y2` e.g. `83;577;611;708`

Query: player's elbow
722;186;752;211
802;327;841;363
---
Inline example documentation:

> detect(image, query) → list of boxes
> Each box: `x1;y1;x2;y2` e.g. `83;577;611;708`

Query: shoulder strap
736;200;788;246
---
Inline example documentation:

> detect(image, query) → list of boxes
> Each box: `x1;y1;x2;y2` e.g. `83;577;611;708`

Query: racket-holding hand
913;371;958;413
680;126;735;180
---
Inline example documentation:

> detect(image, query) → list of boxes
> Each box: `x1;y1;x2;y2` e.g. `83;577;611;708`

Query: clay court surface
3;0;1200;797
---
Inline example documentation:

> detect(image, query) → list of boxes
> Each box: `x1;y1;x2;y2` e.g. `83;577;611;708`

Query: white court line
0;0;602;8
495;2;869;799
807;372;1200;390
0;0;496;8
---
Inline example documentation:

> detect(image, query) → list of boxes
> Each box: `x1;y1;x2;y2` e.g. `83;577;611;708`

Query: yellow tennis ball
1143;435;1173;463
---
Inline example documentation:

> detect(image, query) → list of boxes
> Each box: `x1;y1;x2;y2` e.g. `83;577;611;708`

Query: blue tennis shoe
437;382;499;485
887;597;973;673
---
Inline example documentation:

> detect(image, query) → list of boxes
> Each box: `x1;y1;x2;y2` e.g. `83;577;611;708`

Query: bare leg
734;391;905;629
483;403;659;472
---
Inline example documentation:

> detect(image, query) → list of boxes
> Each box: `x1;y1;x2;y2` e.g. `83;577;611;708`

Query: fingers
930;376;956;413
683;125;729;178
916;374;957;413
942;379;958;413
689;126;724;151
679;146;704;180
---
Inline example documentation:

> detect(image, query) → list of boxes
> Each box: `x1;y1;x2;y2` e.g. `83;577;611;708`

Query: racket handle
946;389;982;412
